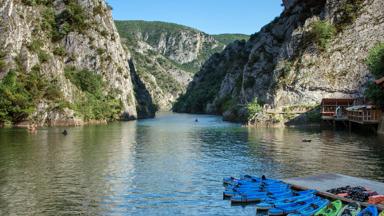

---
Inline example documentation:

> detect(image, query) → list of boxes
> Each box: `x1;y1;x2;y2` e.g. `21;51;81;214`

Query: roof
346;105;377;111
321;98;355;106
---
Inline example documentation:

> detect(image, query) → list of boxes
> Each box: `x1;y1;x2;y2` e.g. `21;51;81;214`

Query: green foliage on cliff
334;0;364;31
365;42;384;105
365;84;384;105
0;51;6;72
64;67;122;121
52;0;89;41
309;20;336;51
366;42;384;78
0;68;64;124
246;99;263;119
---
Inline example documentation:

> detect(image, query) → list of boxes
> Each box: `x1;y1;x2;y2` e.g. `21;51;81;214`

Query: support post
349;121;352;133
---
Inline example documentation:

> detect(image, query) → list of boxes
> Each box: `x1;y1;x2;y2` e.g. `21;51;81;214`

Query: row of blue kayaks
223;175;383;216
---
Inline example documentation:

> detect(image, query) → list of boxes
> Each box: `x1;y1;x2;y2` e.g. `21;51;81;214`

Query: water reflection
0;113;383;215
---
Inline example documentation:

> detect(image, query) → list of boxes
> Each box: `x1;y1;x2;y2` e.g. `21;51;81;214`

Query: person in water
195;118;198;122
62;129;68;136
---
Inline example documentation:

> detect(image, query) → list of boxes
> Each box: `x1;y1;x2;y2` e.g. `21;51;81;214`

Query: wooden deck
284;173;384;210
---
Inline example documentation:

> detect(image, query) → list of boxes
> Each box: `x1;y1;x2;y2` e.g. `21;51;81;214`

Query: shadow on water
0;113;383;215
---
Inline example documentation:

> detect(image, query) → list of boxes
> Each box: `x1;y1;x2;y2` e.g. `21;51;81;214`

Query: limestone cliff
175;0;384;124
0;0;138;126
116;20;249;111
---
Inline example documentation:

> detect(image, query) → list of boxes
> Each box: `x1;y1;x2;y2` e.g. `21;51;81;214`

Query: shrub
334;0;364;31
0;51;6;72
97;48;106;56
53;0;88;41
27;39;44;52
64;67;123;120
93;4;106;16
366;42;384;78
0;68;64;124
246;98;263;119
309;20;336;51
365;83;384;105
38;50;50;63
365;43;384;105
53;46;66;57
0;70;34;123
41;8;55;34
0;60;6;71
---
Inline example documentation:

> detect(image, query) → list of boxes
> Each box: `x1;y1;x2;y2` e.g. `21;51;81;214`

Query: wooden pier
284;173;384;210
320;98;383;132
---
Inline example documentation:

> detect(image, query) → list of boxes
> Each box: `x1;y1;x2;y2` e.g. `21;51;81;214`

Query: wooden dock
284;173;384;210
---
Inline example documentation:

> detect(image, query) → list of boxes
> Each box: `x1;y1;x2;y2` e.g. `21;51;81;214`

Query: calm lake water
1;113;384;215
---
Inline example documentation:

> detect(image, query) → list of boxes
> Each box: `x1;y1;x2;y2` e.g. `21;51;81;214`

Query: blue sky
107;0;284;35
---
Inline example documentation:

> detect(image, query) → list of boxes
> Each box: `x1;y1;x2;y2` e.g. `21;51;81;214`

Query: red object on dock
369;195;384;204
336;193;349;197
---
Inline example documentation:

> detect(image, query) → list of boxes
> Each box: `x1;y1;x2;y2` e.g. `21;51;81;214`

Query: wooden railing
321;105;349;118
347;109;382;123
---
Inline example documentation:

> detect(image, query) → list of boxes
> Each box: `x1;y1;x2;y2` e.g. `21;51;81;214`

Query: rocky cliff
0;0;138;126
116;20;248;110
174;0;384;124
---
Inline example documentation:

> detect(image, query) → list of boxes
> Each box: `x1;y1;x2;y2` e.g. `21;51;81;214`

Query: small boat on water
337;203;361;216
357;206;379;216
315;200;343;216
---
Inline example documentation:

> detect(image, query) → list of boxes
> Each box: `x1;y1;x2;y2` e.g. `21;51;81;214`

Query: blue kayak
357;206;378;216
224;183;290;194
224;187;292;198
224;186;292;197
226;185;290;193
223;190;268;198
256;193;314;210
231;190;294;203
287;198;329;216
227;182;290;188
224;175;282;186
269;196;322;216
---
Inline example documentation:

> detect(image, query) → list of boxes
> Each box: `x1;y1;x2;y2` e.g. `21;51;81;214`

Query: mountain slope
212;34;250;45
175;0;384;124
116;20;249;110
0;0;139;126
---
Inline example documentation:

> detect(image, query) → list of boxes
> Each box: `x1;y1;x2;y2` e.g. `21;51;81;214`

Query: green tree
365;42;384;105
366;42;384;78
246;98;263;119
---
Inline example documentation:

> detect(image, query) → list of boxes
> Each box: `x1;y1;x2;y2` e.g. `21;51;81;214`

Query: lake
0;113;384;215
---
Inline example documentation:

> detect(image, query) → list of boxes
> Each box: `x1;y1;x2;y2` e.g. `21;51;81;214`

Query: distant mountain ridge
116;20;249;111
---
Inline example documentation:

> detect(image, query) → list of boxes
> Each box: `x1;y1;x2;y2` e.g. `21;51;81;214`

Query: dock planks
284;173;384;210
